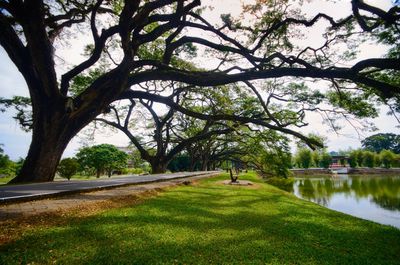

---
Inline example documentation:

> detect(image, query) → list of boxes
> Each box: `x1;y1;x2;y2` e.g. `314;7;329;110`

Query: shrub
394;154;400;168
312;151;321;167
0;155;16;178
363;151;375;168
124;168;145;175
260;149;292;178
320;152;332;169
348;151;358;168
380;150;395;168
265;177;294;192
355;149;364;167
57;158;79;180
374;153;382;168
295;148;313;169
14;158;24;176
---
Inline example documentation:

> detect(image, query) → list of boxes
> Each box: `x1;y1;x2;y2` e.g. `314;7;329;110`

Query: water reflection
293;175;400;229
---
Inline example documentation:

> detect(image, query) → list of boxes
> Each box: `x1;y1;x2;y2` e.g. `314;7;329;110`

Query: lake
292;175;400;229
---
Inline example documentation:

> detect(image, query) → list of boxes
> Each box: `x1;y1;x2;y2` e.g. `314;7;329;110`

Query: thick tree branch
23;0;59;98
166;127;234;161
119;90;322;149
351;58;400;72
95;117;151;161
128;66;400;98
0;13;29;78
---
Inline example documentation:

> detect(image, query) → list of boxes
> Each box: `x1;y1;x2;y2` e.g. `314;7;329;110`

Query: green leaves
57;158;79;180
326;90;378;118
362;133;400;154
76;144;128;177
239;130;292;178
0;96;32;131
70;68;106;97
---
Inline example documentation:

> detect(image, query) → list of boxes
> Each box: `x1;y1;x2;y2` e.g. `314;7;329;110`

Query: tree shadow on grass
1;184;400;265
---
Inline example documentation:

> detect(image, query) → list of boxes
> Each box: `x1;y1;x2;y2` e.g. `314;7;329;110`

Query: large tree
94;94;235;173
362;133;400;153
0;0;399;183
76;144;128;177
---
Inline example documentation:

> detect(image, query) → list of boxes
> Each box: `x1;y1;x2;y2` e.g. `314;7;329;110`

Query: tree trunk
151;163;167;174
200;155;209;171
9;118;74;183
229;168;238;183
189;154;200;171
149;157;169;174
189;162;196;172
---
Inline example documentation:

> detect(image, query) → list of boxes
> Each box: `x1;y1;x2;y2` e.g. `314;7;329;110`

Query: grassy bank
1;172;399;264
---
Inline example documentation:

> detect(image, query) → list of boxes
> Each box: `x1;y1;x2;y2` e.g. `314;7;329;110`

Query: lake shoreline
291;167;400;175
292;174;400;229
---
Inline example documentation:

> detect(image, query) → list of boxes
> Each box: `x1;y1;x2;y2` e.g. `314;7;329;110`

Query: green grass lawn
1;172;399;264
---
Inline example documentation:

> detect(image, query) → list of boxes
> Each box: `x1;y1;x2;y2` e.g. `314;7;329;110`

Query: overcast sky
0;0;398;160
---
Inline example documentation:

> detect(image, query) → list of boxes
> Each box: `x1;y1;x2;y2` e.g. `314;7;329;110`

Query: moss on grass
1;172;399;264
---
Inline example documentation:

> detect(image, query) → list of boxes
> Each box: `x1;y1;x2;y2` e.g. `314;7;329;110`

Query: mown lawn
1;172;399;264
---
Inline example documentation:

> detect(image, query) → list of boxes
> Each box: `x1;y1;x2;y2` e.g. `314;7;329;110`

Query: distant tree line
294;149;332;169
294;133;400;169
1;132;399;181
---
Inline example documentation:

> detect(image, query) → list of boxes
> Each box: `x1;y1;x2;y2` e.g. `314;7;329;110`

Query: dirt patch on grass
216;180;261;189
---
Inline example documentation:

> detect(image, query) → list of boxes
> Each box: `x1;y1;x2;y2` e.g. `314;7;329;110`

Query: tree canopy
76;144;128;178
0;0;399;182
57;158;79;180
362;133;400;153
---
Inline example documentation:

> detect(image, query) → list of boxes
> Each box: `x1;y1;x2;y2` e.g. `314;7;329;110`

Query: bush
0;146;16;178
57;158;79;180
124;168;145;175
355;150;364;167
265;177;294;192
394;154;400;168
374;153;382;168
295;148;312;169
380;150;395;168
320;152;332;169
260;150;292;178
348;151;358;168
14;158;24;176
363;151;375;168
0;161;16;178
168;155;191;172
312;151;321;167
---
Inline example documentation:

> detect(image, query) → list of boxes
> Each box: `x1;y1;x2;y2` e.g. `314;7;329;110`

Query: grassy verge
0;176;13;184
0;173;142;185
1;172;399;264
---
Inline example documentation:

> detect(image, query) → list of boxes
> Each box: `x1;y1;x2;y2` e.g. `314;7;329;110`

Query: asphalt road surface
0;171;219;203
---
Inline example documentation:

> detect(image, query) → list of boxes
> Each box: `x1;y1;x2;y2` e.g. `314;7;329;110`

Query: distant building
330;155;349;168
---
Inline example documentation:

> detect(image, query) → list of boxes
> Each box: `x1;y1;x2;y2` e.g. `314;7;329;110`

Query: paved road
0;171;219;203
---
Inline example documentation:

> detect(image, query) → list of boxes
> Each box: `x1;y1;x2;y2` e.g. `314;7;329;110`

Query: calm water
292;175;400;229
